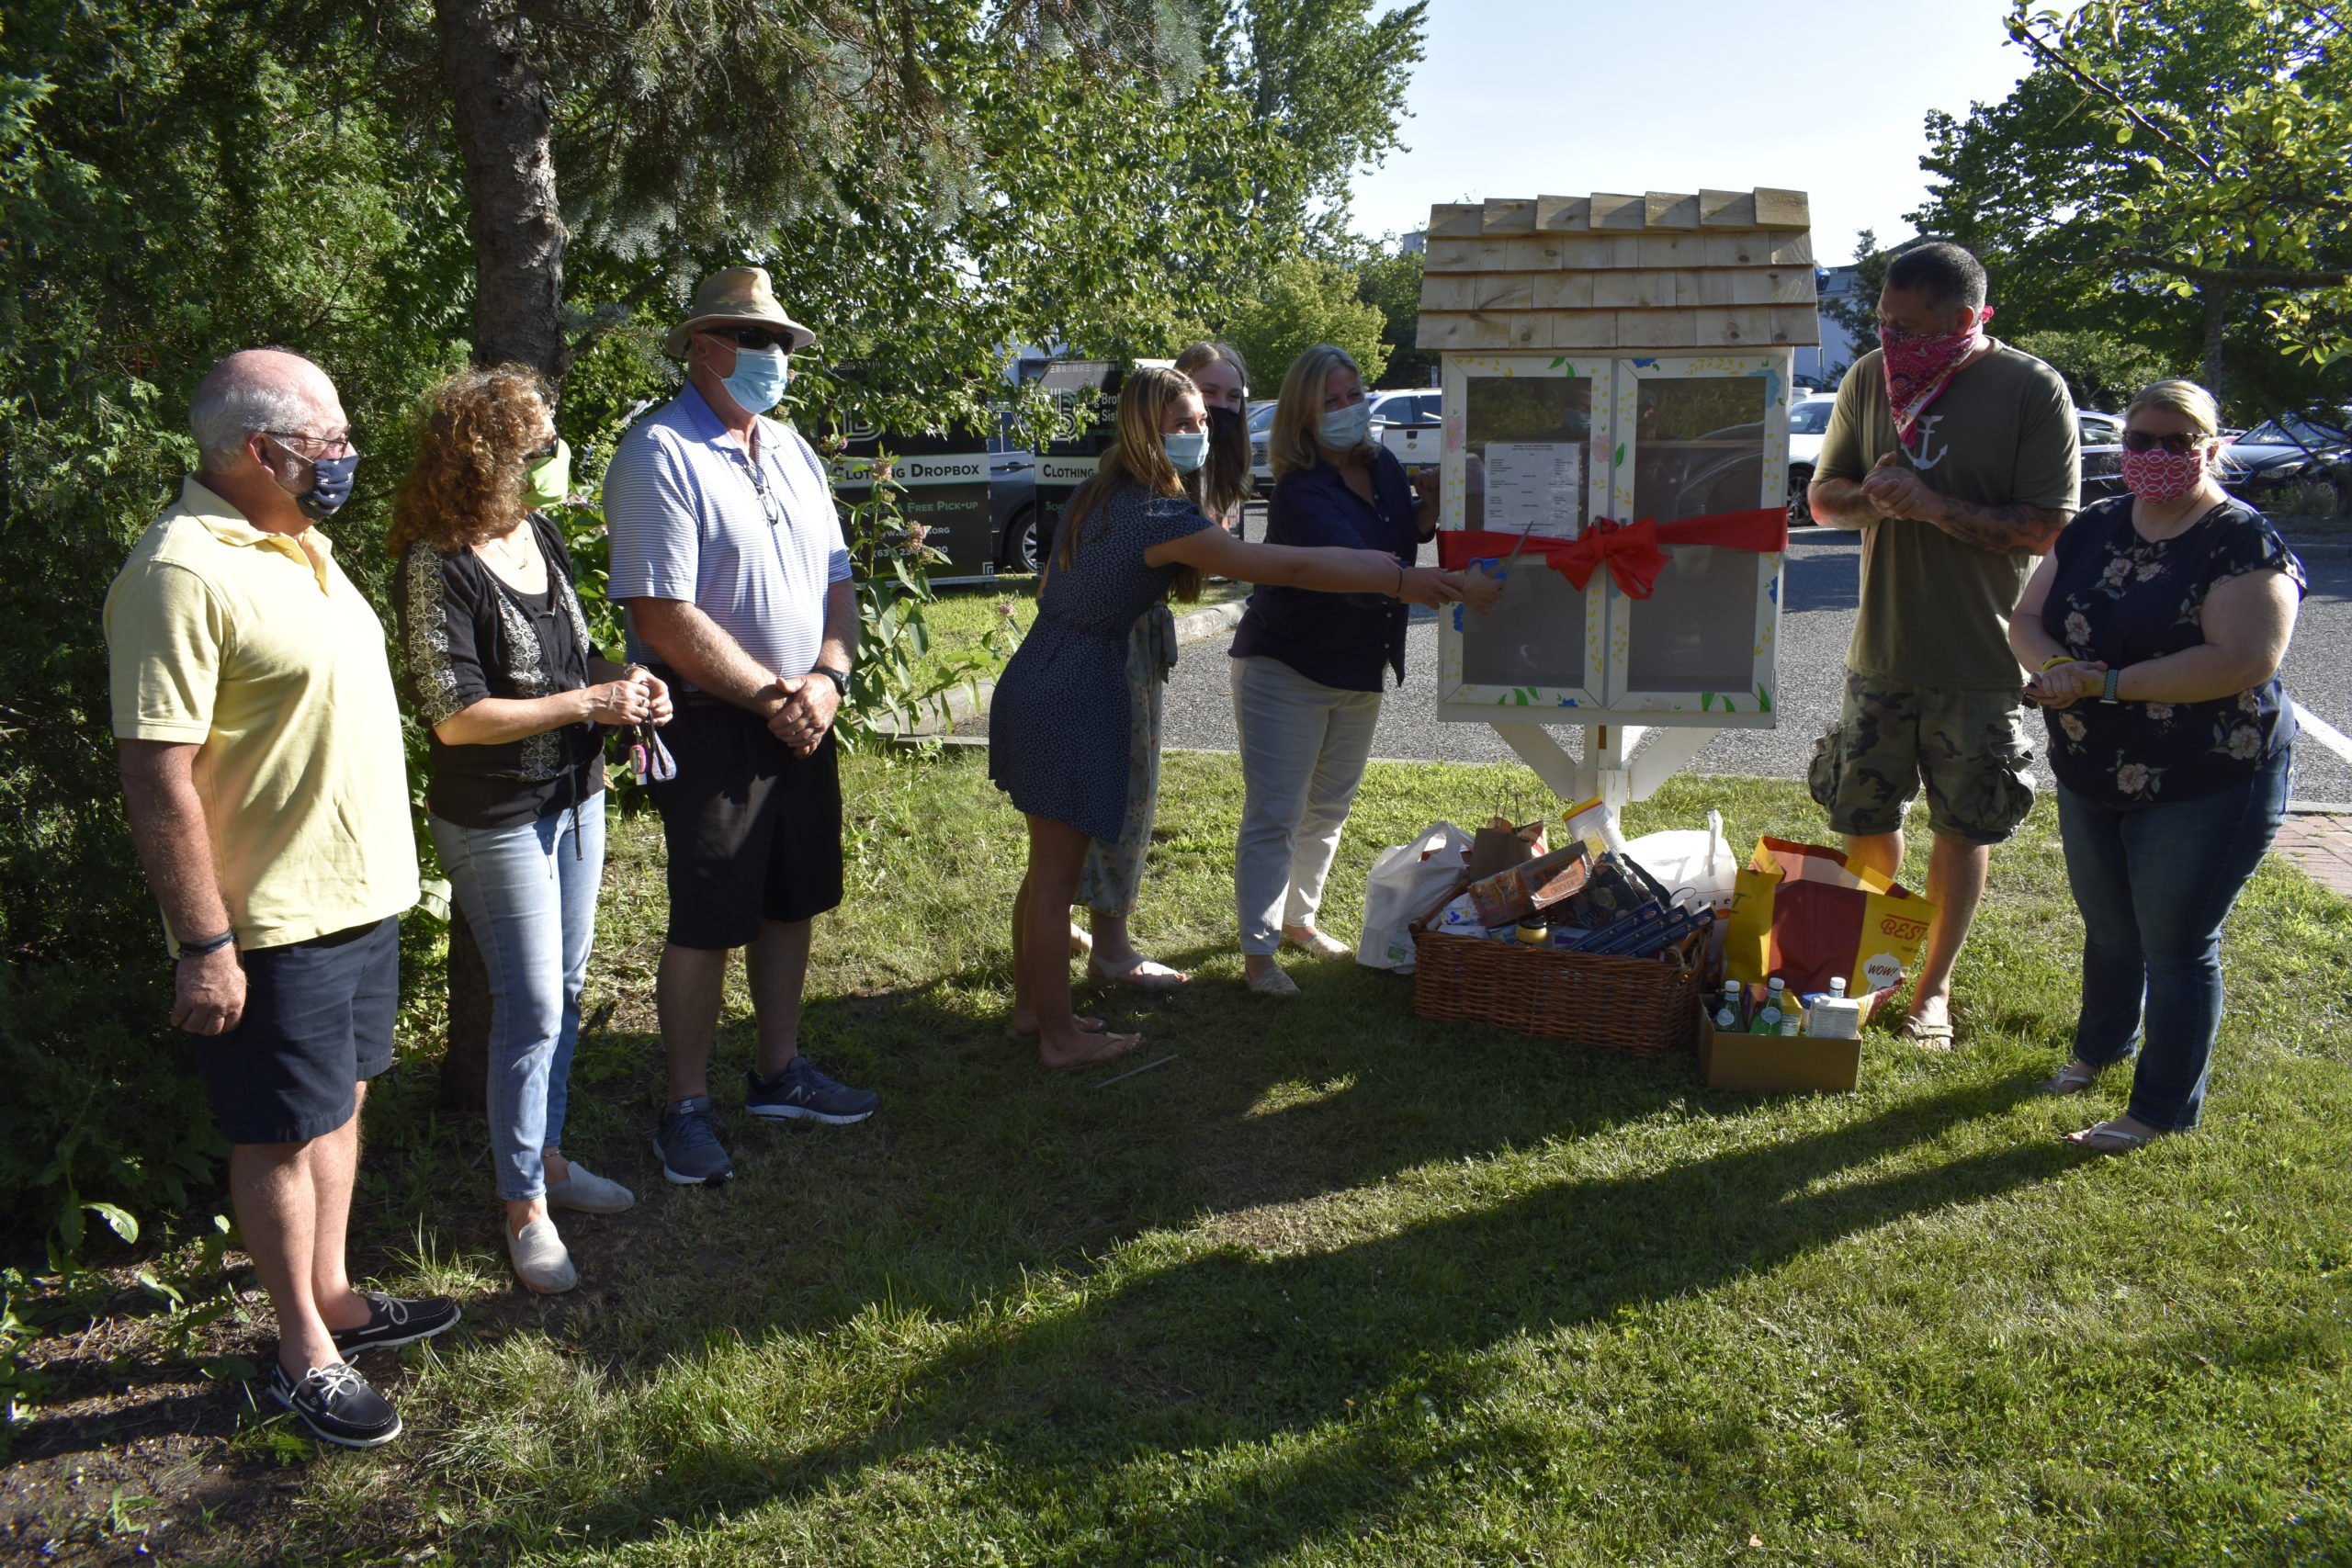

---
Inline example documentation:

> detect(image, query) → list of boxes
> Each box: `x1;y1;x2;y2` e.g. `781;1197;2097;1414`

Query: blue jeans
430;803;605;1201
2055;748;2290;1132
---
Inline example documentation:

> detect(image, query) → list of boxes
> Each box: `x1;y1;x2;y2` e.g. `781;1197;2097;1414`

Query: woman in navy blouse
2011;378;2304;1154
1228;345;1442;995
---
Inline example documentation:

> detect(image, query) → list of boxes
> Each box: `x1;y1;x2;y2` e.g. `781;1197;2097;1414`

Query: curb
881;599;1247;739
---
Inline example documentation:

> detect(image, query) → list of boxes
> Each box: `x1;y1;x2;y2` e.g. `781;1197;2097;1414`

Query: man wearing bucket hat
605;266;876;1187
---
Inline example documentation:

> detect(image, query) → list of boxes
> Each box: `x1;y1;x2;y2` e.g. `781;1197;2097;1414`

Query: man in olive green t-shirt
1807;243;2080;1047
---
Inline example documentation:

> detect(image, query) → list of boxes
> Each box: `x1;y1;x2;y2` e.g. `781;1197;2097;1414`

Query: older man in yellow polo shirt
107;348;454;1450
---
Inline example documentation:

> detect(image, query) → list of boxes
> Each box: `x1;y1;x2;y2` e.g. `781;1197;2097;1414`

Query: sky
1349;0;2044;265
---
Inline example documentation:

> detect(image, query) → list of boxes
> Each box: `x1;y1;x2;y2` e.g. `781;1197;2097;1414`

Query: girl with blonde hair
989;366;1492;1066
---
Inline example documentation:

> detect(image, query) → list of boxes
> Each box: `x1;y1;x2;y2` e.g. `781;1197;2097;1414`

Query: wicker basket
1408;886;1707;1056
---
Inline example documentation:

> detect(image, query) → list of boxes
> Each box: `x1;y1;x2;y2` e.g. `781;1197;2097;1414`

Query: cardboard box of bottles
1699;1016;1861;1093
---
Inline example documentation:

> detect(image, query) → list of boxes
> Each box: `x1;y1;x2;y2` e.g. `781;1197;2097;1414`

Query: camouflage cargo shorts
1807;671;2037;846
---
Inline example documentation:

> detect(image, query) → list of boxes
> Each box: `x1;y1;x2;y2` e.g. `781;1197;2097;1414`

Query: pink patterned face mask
2119;446;2207;504
1879;307;1992;446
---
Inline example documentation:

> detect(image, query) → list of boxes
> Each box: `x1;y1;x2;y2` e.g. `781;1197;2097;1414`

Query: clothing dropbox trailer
1419;187;1818;815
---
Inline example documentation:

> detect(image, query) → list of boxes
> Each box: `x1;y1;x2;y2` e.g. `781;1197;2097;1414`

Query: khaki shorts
1808;671;2037;846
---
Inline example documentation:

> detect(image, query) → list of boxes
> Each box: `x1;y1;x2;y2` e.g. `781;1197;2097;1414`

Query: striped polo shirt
603;382;851;685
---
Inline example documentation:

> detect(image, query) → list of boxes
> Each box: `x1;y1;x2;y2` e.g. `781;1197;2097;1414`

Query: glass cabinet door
1606;359;1785;717
1439;356;1607;710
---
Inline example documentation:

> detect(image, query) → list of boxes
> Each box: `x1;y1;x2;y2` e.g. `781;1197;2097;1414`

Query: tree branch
2004;14;2216;173
2113;249;2352;289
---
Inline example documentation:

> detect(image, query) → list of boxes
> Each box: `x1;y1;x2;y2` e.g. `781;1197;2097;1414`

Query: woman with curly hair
2012;378;2305;1154
989;366;1495;1067
391;365;671;1292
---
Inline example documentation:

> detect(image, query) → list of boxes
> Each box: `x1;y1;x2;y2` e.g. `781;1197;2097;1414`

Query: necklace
476;524;540;577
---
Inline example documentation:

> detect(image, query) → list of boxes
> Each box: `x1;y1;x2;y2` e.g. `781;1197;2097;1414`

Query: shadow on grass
526;1048;2067;1562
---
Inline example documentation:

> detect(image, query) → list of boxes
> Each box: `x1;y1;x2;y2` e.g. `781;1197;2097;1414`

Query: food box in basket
1699;1016;1860;1093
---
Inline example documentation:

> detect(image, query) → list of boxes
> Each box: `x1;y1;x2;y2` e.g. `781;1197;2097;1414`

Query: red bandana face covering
1879;307;1992;446
2119;446;2207;504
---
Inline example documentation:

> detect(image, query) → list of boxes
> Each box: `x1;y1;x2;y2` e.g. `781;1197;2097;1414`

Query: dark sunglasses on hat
2120;429;2199;455
699;324;797;353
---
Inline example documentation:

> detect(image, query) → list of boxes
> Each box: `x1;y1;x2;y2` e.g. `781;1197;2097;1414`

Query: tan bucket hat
662;265;817;358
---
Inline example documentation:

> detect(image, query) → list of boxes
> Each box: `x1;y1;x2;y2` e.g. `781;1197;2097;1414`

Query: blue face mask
1163;430;1209;474
1318;400;1372;451
720;344;791;414
268;439;359;519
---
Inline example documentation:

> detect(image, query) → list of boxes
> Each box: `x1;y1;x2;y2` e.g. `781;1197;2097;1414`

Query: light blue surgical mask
720;344;790;414
1318;400;1372;451
1162;430;1209;474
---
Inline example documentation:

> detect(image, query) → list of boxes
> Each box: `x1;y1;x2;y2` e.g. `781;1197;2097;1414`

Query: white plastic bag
1356;820;1473;973
1623;809;1736;911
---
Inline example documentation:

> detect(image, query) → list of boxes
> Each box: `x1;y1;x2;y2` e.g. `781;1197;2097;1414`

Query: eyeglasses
263;429;356;458
2120;429;2200;455
700;325;795;353
524;440;560;464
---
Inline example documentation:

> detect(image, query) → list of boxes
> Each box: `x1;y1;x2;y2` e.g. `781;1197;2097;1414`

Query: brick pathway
2276;812;2352;897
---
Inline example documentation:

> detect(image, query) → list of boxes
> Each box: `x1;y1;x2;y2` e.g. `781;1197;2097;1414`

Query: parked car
2078;409;2125;502
1784;393;1837;525
1250;388;1440;494
2223;410;2352;514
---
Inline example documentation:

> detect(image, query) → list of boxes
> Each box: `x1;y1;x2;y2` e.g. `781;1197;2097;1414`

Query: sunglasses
700;325;795;353
2120;429;2200;455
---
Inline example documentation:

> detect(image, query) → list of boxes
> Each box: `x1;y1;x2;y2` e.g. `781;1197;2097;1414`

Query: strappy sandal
1897;1013;1956;1050
2036;1060;2100;1096
2065;1119;2160;1155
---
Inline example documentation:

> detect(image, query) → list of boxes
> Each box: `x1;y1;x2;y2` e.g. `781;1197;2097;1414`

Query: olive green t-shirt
1816;343;2080;690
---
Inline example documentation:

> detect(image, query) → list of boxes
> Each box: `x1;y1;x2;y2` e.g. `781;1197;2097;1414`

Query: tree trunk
435;0;568;379
2199;283;2228;403
434;0;568;1111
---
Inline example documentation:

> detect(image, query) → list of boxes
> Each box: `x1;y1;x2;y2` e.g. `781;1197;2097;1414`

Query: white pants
1231;655;1384;955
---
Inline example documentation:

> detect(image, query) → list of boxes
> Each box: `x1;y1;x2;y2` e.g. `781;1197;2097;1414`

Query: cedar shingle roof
1416;189;1820;353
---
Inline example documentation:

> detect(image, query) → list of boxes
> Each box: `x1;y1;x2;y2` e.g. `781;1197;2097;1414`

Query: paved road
1134;529;2352;807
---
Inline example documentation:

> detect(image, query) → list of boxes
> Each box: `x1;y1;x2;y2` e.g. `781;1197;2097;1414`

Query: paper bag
1722;837;1935;1002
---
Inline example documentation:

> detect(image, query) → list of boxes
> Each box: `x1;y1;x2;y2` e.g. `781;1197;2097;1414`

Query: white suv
1251;389;1441;492
1785;393;1838;525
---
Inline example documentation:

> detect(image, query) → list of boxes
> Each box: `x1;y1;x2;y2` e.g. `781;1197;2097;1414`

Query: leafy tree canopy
1215;254;1393;392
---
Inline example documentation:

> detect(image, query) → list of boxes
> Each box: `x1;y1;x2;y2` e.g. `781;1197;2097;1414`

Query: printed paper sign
1483;443;1583;536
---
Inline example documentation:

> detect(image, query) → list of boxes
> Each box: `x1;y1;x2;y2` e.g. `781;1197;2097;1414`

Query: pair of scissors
629;721;675;784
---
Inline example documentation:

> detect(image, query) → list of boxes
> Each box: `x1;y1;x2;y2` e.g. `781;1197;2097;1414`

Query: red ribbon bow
1437;507;1788;600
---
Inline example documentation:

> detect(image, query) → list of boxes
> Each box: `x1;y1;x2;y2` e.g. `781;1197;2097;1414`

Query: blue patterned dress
989;483;1214;844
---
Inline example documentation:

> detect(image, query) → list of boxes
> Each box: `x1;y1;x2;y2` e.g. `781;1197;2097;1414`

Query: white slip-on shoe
545;1162;635;1214
507;1218;580;1294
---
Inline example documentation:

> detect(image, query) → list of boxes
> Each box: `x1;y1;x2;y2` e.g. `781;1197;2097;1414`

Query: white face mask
1319;400;1372;450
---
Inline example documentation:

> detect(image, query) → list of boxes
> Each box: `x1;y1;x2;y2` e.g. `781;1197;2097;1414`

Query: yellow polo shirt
106;478;418;950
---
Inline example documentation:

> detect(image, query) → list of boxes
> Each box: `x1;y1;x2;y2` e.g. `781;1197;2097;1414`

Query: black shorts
648;703;844;950
188;916;401;1145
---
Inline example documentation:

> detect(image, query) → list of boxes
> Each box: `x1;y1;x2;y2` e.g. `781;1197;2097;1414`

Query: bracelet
1393;563;1406;597
2039;655;2074;672
175;929;234;961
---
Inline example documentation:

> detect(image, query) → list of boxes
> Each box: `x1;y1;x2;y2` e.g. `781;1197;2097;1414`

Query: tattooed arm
1859;453;2069;555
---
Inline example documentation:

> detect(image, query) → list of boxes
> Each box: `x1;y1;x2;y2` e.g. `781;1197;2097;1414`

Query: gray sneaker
654;1095;733;1186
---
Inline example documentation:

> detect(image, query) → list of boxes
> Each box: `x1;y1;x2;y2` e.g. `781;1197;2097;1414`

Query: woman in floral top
2011;378;2305;1154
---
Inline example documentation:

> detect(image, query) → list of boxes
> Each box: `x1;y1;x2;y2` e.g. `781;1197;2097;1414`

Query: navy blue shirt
2039;495;2305;809
1230;447;1422;692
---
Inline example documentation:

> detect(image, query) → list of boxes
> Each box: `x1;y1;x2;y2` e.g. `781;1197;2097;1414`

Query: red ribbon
1436;507;1788;600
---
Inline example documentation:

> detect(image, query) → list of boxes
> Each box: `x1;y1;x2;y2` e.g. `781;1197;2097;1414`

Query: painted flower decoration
2064;610;2092;647
2228;726;2263;760
2059;712;2086;743
2116;761;2152;795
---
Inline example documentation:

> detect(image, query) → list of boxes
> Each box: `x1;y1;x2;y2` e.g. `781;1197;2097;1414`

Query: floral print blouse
2039;495;2305;809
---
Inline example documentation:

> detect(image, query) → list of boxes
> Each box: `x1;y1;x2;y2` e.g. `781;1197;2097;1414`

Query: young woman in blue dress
989;367;1498;1067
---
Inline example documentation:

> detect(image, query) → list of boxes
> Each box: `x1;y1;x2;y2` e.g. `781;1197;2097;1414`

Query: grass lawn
75;755;2352;1562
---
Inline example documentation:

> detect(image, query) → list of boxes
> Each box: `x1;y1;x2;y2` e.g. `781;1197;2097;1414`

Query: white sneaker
545;1162;635;1214
507;1218;579;1294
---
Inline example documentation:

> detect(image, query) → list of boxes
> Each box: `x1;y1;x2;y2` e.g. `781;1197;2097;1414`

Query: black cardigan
395;512;605;829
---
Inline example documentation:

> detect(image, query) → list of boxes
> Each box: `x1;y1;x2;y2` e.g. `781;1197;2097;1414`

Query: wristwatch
812;664;851;699
2100;668;2121;705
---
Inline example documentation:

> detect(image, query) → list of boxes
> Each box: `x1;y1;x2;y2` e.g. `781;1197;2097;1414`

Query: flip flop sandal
1897;1014;1957;1050
2036;1061;2100;1096
2065;1119;2157;1155
1088;958;1191;993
